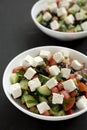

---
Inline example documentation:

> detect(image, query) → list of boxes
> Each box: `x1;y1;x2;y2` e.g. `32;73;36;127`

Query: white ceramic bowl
31;0;87;41
3;46;87;121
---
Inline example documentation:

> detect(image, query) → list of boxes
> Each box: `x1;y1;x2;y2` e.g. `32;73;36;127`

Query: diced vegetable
63;97;75;111
50;109;66;116
55;73;62;81
42;110;50;116
60;90;71;99
20;79;28;90
21;91;38;108
77;0;86;6
39;96;48;103
37;85;51;96
51;86;59;93
30;106;39;114
77;82;87;92
38;74;50;85
36;13;43;23
12;66;23;73
10;73;19;84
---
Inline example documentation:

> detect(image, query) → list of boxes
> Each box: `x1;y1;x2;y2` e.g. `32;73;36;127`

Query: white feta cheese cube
71;60;83;70
46;78;58;89
76;96;87;109
50;20;60;30
10;83;22;99
49;65;60;76
37;102;50;114
43;12;52;22
39;50;51;60
61;68;71;79
62;79;77;92
34;56;44;67
52;93;64;104
57;7;67;17
53;52;64;63
24;67;36;80
28;77;41;92
22;55;34;68
65;14;75;24
81;21;87;31
75;12;83;21
48;3;58;13
60;1;70;9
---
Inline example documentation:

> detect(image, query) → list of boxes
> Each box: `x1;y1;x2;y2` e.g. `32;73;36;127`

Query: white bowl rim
31;0;87;35
2;45;87;121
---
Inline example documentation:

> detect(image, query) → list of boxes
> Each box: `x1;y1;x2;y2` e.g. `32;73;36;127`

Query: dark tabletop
0;0;87;129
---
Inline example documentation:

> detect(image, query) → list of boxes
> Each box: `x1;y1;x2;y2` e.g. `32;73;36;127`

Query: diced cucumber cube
20;79;28;90
39;96;48;103
37;85;51;96
36;13;43;23
77;0;86;6
10;73;19;84
74;25;82;32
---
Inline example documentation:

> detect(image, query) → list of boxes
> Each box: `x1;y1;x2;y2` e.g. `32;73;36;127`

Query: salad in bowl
36;0;87;32
31;0;87;40
3;46;87;120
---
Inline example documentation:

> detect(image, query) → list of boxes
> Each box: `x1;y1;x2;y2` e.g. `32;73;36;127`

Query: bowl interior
3;46;87;121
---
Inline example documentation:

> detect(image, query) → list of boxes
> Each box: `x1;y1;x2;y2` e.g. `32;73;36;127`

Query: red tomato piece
83;92;87;98
70;90;78;97
32;74;38;79
56;0;60;5
57;82;64;91
45;66;50;73
77;82;87;92
51;86;59;93
48;56;56;66
66;109;74;115
69;74;76;79
63;97;75;111
60;90;71;99
12;66;23;73
42;110;50;116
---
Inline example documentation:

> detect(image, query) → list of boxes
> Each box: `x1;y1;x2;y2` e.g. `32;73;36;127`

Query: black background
0;0;87;129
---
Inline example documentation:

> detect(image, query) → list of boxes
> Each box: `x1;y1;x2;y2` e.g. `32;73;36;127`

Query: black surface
0;0;87;129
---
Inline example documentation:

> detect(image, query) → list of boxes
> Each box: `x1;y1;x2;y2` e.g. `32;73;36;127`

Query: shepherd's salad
10;49;87;116
36;0;87;32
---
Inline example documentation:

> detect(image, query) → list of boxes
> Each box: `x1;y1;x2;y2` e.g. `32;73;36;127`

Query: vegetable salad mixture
10;49;87;116
36;0;87;32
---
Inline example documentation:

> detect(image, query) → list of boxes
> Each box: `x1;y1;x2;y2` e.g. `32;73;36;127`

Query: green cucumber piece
20;79;28;90
39;96;48;103
38;74;50;85
29;106;39;114
74;25;82;32
51;104;61;112
55;73;62;81
37;85;51;96
21;91;38;108
21;91;28;104
10;73;19;84
50;109;66;116
72;78;78;86
77;0;86;6
26;100;38;108
36;13;43;23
